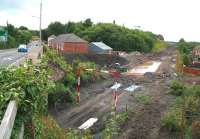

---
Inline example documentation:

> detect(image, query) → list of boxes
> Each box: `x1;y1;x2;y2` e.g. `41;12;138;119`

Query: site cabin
48;34;88;54
89;42;113;54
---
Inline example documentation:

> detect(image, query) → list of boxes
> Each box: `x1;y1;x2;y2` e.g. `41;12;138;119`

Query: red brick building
192;46;200;65
49;34;88;53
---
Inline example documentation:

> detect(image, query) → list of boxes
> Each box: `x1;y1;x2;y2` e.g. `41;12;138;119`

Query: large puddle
127;61;161;75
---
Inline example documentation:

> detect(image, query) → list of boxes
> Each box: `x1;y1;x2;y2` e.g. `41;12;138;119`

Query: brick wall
63;42;88;53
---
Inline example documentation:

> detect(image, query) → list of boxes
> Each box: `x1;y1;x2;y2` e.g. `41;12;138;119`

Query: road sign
0;27;8;42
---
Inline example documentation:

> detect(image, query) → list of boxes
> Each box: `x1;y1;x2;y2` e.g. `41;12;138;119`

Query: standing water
128;61;161;75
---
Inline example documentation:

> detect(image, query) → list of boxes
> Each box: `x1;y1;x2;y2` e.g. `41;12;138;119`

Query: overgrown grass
161;80;200;138
101;111;129;139
33;115;92;139
161;97;183;132
135;94;152;105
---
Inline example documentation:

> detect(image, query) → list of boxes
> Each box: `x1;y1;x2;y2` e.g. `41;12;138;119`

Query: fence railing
0;101;18;139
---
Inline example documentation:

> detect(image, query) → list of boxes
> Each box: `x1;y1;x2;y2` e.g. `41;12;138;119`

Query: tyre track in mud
117;47;177;139
117;80;172;139
51;88;114;129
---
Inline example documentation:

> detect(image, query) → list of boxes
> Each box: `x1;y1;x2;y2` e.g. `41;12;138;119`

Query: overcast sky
0;0;200;41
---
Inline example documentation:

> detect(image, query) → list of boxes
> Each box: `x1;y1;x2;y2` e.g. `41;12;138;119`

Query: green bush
152;39;166;52
182;53;190;66
161;97;184;132
161;108;183;132
170;80;185;96
102;111;128;139
184;95;200;120
34;115;92;139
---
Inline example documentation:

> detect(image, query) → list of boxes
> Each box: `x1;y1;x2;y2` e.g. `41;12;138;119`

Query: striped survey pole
76;68;81;103
110;71;120;111
113;88;119;111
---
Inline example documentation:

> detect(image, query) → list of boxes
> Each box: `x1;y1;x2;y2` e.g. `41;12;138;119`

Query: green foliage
43;45;73;73
152;39;166;52
102;111;128;139
178;38;190;54
83;18;93;28
16;30;32;44
0;24;37;49
19;26;28;30
0;48;71;138
33;115;92;139
134;94;152;105
161;107;182;132
0;61;55;138
182;53;190;66
45;19;165;53
161;97;184;132
0;35;16;49
177;38;198;66
72;60;100;83
162;81;200;138
79;23;162;53
7;35;16;48
47;22;66;36
170;80;185;96
0;45;102;138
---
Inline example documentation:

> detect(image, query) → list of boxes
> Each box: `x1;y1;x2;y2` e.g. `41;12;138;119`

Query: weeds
135;94;152;105
33;115;92;139
161;80;200;139
101;111;128;139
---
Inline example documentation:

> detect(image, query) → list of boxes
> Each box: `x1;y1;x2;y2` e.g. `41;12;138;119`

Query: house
89;42;113;54
48;35;56;47
192;46;200;64
49;34;88;53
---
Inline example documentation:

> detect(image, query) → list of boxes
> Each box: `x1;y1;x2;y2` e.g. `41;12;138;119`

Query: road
0;49;27;67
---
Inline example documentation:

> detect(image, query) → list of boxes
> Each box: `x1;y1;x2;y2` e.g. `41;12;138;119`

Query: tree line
43;19;165;53
177;38;200;66
1;18;165;53
0;24;38;49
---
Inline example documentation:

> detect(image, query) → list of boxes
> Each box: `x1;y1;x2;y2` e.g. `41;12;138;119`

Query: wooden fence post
0;101;18;139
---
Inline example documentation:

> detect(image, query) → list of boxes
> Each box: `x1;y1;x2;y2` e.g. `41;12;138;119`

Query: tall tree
83;18;93;27
47;22;65;36
6;24;17;37
19;26;28;30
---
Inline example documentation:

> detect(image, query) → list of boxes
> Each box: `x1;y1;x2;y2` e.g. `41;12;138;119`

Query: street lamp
39;0;42;46
32;0;42;46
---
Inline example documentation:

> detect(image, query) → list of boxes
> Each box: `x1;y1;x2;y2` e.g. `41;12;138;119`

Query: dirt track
50;46;178;138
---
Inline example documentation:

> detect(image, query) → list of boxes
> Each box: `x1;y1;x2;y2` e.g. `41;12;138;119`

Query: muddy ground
61;53;128;67
49;46;184;139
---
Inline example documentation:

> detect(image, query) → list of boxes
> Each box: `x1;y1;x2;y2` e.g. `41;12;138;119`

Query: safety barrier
183;66;200;75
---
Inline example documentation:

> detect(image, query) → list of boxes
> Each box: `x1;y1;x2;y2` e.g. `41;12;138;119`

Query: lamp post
32;0;42;46
39;0;42;46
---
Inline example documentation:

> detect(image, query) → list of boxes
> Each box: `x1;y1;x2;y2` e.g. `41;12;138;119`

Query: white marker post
76;68;81;103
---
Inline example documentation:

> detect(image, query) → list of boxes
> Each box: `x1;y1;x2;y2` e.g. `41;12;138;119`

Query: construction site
47;45;191;139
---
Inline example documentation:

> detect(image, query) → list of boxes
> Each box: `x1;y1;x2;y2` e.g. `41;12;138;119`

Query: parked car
18;44;28;52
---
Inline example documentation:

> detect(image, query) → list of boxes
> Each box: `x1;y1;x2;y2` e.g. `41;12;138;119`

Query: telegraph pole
39;0;42;46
